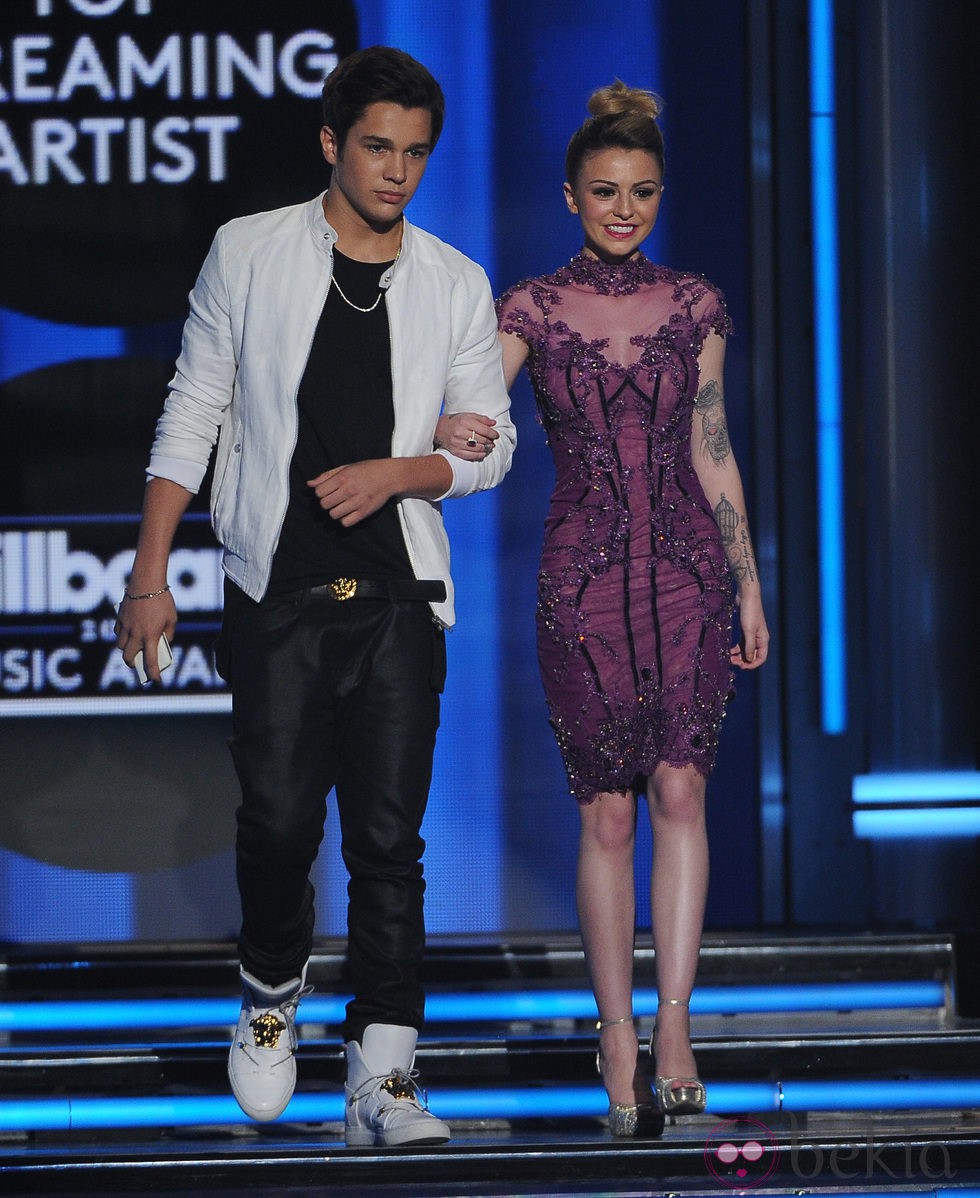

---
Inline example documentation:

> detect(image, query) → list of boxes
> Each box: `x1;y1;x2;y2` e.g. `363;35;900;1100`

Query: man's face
321;102;433;232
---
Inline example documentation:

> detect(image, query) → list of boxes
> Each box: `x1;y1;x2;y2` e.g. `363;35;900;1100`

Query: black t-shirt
267;249;413;593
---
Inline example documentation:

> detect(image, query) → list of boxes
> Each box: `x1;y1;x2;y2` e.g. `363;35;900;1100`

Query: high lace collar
551;251;662;296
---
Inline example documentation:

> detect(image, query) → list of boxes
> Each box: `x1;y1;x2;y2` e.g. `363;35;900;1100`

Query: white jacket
148;193;515;627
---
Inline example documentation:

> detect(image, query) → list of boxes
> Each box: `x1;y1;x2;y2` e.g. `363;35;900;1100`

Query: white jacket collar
306;192;410;289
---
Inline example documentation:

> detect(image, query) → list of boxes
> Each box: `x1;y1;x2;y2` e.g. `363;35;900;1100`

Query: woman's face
564;148;663;262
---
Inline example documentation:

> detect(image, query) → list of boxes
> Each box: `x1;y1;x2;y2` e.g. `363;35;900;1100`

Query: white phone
115;603;174;685
134;634;174;685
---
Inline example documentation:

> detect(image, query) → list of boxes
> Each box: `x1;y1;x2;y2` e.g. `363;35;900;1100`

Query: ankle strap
595;1016;634;1031
658;998;690;1008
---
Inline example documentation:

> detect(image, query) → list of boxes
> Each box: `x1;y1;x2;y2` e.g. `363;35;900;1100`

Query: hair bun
565;78;666;184
587;79;662;122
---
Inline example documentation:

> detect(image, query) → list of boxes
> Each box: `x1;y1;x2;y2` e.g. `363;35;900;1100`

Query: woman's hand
730;591;770;670
434;412;498;460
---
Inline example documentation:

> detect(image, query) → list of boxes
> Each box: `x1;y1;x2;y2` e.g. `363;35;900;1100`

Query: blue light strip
776;1194;980;1198
2;1076;979;1132
790;1194;980;1198
779;1077;980;1110
851;771;980;838
853;771;980;803
809;0;847;733
853;808;980;839
0;980;944;1033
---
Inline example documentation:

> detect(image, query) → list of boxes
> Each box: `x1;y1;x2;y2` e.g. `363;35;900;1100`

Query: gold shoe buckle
328;578;358;600
250;1011;287;1049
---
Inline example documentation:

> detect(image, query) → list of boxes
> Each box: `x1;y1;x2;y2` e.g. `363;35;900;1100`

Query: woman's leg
577;789;644;1104
646;762;709;1083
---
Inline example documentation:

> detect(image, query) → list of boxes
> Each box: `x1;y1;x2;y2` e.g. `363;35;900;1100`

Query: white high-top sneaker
228;965;309;1122
345;1023;451;1147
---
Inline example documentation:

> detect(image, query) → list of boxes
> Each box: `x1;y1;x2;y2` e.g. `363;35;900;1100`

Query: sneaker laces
349;1066;432;1114
240;983;314;1066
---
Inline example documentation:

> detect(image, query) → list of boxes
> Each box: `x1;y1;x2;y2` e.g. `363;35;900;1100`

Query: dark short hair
321;46;445;153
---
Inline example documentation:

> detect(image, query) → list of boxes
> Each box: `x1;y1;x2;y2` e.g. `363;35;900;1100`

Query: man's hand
308;460;399;527
114;590;178;682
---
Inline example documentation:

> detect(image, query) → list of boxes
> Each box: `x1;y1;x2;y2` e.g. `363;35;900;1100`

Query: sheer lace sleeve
495;279;547;348
693;279;734;341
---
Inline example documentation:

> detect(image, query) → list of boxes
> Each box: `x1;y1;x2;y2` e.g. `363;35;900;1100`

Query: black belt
308;578;447;603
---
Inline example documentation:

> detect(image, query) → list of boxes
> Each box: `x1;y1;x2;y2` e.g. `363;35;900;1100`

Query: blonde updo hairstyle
565;80;665;188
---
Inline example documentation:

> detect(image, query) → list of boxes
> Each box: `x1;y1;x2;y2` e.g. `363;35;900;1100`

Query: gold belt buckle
328;577;358;600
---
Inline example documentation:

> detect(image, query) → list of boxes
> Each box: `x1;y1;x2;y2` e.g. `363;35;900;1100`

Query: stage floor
4;1108;980;1197
2;932;979;1196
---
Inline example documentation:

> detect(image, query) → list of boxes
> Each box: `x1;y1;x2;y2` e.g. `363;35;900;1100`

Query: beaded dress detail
497;253;735;802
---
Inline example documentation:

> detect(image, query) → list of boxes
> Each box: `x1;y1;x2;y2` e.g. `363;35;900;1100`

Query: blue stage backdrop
0;0;758;941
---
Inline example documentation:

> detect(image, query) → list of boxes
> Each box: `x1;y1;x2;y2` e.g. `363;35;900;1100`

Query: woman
438;82;769;1136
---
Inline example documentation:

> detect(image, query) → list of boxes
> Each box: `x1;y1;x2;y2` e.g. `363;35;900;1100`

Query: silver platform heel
596;1016;664;1137
651;999;707;1116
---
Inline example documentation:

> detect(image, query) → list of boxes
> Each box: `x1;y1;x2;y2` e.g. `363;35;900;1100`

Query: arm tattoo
714;492;758;585
694;380;731;465
714;494;737;547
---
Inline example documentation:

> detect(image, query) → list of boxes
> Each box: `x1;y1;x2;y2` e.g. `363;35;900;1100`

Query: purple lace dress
497;253;735;802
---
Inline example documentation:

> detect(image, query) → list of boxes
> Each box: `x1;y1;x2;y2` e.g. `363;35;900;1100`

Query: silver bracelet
124;585;171;600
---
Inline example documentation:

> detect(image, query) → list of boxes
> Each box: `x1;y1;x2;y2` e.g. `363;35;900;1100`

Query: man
115;46;514;1148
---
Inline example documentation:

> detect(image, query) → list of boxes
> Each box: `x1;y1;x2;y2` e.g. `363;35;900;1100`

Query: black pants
218;584;446;1041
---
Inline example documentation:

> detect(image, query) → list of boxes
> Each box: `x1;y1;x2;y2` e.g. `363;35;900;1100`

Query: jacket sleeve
147;227;239;494
434;271;516;499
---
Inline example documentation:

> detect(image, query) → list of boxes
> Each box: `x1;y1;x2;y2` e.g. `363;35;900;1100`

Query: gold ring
466;432;478;447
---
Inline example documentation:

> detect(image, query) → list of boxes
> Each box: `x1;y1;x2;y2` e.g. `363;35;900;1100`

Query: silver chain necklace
330;274;383;313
